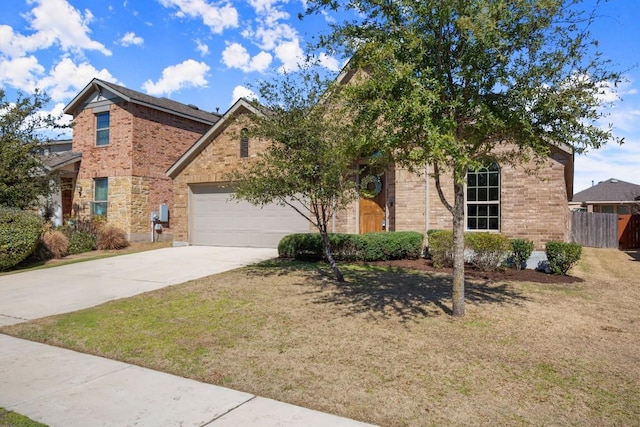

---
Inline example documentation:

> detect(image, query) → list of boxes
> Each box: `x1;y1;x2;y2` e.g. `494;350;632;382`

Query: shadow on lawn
250;260;529;321
624;250;640;262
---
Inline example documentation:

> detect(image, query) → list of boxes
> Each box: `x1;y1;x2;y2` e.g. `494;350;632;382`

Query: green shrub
42;230;69;258
509;238;534;270
545;241;582;275
97;224;129;250
465;232;510;271
277;231;423;262
66;230;97;255
0;207;43;271
427;229;454;268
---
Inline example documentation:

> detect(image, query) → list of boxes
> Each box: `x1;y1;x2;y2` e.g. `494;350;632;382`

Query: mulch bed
370;258;583;284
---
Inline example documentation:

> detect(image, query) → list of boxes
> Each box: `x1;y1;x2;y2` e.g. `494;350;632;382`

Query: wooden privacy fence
570;211;618;248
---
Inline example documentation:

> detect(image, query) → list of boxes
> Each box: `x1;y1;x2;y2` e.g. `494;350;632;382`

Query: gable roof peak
64;78;221;125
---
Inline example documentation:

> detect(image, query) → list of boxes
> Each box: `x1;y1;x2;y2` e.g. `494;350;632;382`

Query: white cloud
142;59;210;95
0;55;44;92
231;85;258;105
275;39;304;72
119;32;144;47
317;52;340;72
574;143;640;192
254;23;298;51
195;39;209;56
158;0;239;34
0;0;111;58
38;58;118;102
221;42;272;73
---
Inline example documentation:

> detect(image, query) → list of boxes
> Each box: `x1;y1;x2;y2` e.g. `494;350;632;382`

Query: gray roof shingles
573;178;640;202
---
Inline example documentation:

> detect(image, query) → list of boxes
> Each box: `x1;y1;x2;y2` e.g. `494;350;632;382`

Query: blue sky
0;0;638;193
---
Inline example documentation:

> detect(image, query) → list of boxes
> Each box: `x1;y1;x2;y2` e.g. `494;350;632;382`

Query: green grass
0;408;47;427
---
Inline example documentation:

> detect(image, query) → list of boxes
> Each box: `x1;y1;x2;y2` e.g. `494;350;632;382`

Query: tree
228;67;367;282
307;0;621;315
0;89;62;210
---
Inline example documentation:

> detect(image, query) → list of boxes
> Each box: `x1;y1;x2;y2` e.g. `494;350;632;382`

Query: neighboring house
62;78;220;241
571;178;640;214
41;141;82;226
168;98;574;250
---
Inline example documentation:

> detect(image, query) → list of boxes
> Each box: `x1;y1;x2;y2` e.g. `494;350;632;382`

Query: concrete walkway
0;247;375;426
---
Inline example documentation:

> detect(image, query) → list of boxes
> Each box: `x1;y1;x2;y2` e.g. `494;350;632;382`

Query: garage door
189;184;310;247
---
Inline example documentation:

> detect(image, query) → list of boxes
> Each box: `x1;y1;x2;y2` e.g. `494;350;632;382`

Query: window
240;128;249;158
96;112;110;146
93;178;108;217
466;162;500;231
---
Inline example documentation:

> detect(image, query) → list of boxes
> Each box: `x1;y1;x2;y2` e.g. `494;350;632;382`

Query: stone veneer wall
72;102;213;241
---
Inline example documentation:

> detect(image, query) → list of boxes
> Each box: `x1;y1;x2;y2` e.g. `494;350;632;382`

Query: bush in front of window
97;224;129;250
426;229;454;268
545;241;582;275
509;238;534;270
0;207;43;271
465;232;510;272
277;231;423;262
42;230;69;258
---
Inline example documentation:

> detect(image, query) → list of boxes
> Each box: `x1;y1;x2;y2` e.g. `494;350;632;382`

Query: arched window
466;161;500;231
240;128;249;158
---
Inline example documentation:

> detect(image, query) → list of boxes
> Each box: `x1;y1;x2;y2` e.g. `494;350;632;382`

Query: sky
0;0;638;194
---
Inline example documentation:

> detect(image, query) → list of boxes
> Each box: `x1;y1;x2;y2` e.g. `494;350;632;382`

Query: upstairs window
93;178;108;217
96;112;110;146
466;162;500;231
240;128;249;158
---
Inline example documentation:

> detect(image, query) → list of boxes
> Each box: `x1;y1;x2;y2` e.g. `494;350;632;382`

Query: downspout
425;163;430;235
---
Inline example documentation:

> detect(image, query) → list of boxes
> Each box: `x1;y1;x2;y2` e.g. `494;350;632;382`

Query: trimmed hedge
465;232;510;271
0;207;43;271
545;241;582;275
278;231;423;262
509;238;534;270
427;229;454;268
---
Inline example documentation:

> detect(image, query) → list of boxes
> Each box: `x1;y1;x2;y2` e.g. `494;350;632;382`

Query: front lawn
2;248;639;426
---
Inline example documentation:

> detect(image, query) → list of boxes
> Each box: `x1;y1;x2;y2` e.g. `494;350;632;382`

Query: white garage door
189;184;310;248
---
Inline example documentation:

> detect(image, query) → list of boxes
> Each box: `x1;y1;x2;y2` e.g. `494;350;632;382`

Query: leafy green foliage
306;0;620;315
0;89;63;209
227;64;372;282
465;232;510;272
278;232;423;262
66;230;97;255
545;241;582;275
509;239;535;270
0;207;43;270
427;230;454;269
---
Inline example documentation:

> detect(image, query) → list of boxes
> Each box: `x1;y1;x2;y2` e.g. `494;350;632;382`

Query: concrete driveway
0;246;277;326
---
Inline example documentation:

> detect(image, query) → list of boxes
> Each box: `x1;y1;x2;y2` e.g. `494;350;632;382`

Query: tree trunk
320;230;344;282
451;180;466;317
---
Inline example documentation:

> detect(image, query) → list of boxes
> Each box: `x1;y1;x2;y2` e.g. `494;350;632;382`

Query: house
62;79;221;241
571;178;640;214
41;142;82;226
167;97;575;251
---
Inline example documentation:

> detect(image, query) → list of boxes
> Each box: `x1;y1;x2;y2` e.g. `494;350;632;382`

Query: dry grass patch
2;248;639;426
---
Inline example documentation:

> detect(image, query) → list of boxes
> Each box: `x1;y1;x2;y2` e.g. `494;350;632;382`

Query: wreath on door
360;174;382;198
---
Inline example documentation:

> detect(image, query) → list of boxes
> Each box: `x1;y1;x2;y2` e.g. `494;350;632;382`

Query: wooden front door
61;178;73;220
359;174;385;234
619;214;640;249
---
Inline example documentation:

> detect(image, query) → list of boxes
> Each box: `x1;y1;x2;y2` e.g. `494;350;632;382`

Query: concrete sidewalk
0;335;374;426
0;247;376;426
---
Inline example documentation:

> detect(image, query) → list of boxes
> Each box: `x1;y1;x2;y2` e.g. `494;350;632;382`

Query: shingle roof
573;178;640;202
42;151;82;170
64;79;221;125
